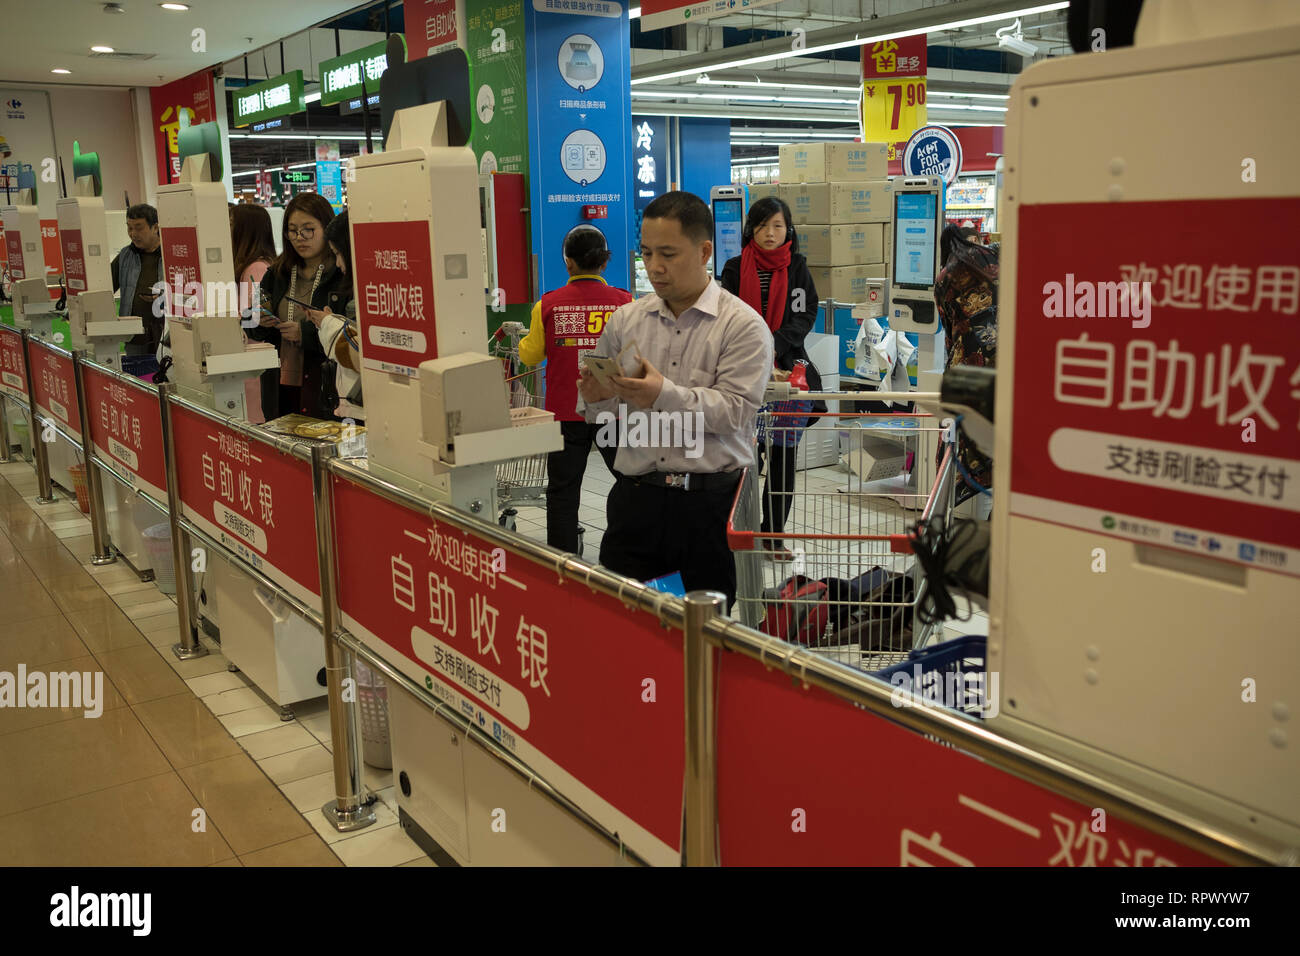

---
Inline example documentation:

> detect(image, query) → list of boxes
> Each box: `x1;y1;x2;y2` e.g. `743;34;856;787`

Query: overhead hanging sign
319;41;390;108
639;0;781;31
233;71;305;128
861;35;927;164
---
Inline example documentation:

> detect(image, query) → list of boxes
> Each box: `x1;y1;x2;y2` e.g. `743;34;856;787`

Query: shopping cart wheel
499;508;518;532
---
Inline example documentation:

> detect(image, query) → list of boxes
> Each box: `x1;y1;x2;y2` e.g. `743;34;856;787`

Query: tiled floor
0;457;425;867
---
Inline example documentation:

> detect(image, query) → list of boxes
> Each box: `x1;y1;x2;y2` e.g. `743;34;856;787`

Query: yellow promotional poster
860;36;927;162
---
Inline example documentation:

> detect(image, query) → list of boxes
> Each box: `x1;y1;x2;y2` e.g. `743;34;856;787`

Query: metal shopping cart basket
490;323;549;530
728;393;959;672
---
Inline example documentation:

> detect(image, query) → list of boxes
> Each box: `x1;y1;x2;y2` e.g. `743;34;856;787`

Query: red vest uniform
540;277;633;421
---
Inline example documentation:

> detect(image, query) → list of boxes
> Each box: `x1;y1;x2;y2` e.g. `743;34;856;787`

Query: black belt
623;470;743;492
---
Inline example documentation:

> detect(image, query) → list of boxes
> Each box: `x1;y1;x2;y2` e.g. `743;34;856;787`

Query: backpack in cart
815;568;916;650
759;575;830;643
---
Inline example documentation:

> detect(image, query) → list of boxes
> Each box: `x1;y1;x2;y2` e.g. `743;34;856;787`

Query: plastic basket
354;659;392;769
873;635;990;718
142;522;176;595
68;463;90;513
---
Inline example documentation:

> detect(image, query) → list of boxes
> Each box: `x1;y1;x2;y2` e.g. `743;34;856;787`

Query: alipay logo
1239;542;1256;561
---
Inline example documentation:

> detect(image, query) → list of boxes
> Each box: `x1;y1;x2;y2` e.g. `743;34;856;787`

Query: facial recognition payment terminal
887;176;943;334
710;186;745;278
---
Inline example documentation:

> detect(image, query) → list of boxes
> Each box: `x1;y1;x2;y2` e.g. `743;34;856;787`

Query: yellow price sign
860;78;927;149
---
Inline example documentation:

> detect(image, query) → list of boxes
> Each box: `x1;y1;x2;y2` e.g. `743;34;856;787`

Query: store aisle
0;462;430;867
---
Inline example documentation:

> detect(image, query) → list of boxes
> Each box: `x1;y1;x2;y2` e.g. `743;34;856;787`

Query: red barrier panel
716;652;1222;866
331;473;684;866
81;364;167;503
27;338;81;443
169;401;320;609
0;326;27;401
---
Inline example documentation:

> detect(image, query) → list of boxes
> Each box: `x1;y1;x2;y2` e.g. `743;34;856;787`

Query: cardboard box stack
778;142;892;304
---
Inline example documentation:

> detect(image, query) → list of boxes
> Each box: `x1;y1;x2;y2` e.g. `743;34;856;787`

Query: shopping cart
727;393;959;672
491;322;549;530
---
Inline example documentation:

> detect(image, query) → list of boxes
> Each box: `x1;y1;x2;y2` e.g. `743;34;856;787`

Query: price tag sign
862;78;928;160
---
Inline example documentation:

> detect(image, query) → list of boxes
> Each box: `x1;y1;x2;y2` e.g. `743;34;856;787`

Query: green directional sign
233;71;305;128
319;40;393;108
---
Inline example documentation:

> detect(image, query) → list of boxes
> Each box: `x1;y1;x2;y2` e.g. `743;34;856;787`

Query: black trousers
757;440;800;535
546;420;617;554
600;475;738;609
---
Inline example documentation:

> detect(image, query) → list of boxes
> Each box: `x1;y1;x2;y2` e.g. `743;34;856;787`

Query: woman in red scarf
720;196;823;561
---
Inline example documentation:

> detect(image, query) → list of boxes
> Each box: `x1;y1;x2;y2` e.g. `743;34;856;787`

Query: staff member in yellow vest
519;226;633;554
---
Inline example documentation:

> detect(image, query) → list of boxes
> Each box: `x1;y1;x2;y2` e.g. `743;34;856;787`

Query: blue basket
873;635;990;718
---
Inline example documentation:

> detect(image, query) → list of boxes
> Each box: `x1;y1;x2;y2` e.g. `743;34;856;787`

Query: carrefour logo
5;99;21;109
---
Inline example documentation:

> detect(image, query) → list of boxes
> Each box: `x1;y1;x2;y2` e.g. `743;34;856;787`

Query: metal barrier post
312;445;377;832
71;351;116;566
158;385;207;660
0;393;10;464
21;331;57;504
682;589;724;867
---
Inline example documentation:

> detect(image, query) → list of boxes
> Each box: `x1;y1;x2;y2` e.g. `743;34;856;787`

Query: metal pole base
90;552;117;566
321;799;377;834
172;640;210;661
34;494;57;505
279;705;295;722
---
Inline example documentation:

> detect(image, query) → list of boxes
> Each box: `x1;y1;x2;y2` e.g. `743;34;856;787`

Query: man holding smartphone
578;191;772;608
110;203;164;375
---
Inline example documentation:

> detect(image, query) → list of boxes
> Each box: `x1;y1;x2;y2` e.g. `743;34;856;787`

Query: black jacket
720;250;825;412
246;261;352;420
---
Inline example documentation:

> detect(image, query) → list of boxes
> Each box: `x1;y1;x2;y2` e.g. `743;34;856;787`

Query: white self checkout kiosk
990;0;1300;848
1;189;58;341
56;143;142;369
347;43;605;865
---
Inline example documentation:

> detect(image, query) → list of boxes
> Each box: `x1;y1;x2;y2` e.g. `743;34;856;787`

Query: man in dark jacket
110;203;164;370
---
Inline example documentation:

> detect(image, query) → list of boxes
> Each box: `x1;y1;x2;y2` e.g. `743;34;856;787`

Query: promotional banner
407;0;464;60
351;220;437;377
0;325;27;399
170;403;321;609
331;473;684;866
716;651;1223;866
466;0;528;177
526;1;633;292
27;339;81;443
82;366;167;503
640;0;780;31
316;160;343;212
1012;198;1300;575
150;70;217;186
861;35;927;164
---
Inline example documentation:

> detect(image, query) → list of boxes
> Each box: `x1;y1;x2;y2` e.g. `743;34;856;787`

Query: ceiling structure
1;0;1075;176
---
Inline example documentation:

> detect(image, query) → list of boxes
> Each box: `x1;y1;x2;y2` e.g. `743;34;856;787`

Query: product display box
747;183;781;203
778;142;889;183
799;223;886;266
783;181;892;224
809;263;887;303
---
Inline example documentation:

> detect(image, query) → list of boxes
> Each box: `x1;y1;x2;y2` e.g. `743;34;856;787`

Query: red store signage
60;228;87;294
0;326;27;400
82;365;167;503
717;653;1222;866
161;226;202;320
352;220;438;377
27;339;81;442
331;474;685;866
407;0;459;60
4;229;25;280
1012;198;1300;575
170;402;320;609
150;70;217;185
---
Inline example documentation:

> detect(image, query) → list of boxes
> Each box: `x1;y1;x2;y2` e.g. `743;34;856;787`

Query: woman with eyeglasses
246;192;347;421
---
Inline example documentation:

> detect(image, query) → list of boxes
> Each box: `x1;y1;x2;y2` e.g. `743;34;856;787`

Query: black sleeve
110;253;120;292
773;257;819;364
719;256;741;295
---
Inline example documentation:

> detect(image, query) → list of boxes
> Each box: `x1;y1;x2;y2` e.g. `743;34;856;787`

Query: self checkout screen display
713;198;744;276
893;192;939;289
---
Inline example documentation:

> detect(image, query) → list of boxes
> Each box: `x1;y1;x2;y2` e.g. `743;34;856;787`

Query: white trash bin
142;523;176;595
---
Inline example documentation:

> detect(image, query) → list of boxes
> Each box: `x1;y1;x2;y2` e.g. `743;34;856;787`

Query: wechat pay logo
1101;515;1116;530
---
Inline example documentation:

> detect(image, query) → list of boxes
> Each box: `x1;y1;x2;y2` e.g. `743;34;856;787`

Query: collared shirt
583;279;773;475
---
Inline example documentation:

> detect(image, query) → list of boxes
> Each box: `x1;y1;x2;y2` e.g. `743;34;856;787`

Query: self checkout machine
709;185;745;279
2;177;59;341
347;43;622;866
988;0;1300;854
156;121;319;715
56;141;142;369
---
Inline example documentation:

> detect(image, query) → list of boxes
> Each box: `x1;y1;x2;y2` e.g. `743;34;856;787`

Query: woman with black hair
301;209;361;421
719;196;822;561
519;225;633;554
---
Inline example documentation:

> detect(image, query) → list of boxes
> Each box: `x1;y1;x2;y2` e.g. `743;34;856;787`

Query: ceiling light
630;5;641;16
926;102;1008;111
633;2;1069;84
304;91;322;104
160;2;190;10
91;45;115;53
632;90;858;106
228;133;372;141
632;109;856;123
51;68;72;74
698;76;863;93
